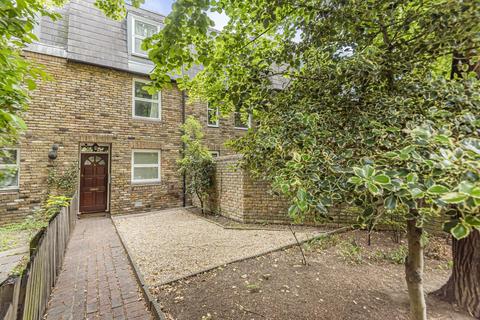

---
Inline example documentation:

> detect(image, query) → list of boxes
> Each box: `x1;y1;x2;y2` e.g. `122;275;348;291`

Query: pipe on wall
181;90;187;207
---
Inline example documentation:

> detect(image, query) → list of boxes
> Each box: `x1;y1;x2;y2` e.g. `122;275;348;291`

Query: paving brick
45;217;153;319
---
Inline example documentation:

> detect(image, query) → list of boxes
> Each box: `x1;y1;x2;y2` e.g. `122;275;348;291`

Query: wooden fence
0;192;78;320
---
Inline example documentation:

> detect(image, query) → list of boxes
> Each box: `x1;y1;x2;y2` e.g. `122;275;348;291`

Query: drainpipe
181;90;187;207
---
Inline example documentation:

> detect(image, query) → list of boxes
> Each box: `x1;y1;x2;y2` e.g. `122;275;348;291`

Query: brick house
0;0;252;225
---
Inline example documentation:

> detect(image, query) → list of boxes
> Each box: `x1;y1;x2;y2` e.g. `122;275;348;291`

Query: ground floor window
0;149;19;190
131;150;161;183
234;107;252;129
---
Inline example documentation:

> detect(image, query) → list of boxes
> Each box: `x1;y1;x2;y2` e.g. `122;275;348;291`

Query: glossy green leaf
464;216;480;227
373;174;390;184
367;182;380;195
441;192;468;204
348;176;363;185
410;188;425;199
384;195;397;210
451;223;470;240
427;185;449;194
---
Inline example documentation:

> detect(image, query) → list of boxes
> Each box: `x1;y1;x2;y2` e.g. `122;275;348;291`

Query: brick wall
196;156;445;234
198;155;290;223
0;52;243;225
185;100;246;156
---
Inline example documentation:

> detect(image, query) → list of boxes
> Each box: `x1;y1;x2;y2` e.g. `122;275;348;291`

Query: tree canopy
148;0;480;238
145;1;480;318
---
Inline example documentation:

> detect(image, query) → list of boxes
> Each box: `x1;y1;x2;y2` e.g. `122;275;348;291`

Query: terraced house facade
0;0;250;225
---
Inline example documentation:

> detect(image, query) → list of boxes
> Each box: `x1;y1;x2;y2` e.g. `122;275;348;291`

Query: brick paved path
44;217;152;320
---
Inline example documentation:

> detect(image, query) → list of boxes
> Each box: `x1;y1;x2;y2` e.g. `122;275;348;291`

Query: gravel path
113;208;325;286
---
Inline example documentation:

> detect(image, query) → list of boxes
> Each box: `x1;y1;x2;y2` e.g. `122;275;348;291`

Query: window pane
134;37;146;55
134;82;158;100
207;108;218;126
0;149;17;165
135;20;157;37
133;167;158;180
0;168;18;188
134;152;158;165
234;112;249;128
134;100;159;118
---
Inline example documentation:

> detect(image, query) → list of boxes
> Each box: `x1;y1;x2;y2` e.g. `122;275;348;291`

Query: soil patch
153;230;471;320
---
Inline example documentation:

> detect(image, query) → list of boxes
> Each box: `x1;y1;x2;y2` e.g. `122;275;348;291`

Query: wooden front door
80;153;108;213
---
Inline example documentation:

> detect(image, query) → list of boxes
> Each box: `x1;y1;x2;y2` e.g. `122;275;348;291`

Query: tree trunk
405;219;427;320
434;229;480;318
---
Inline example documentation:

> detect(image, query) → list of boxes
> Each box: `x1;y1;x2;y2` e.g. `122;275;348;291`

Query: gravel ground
113;208;325;286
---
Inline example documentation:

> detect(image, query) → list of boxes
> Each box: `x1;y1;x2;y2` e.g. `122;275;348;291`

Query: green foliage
0;0;62;148
47;161;79;196
93;0;144;20
41;194;71;220
146;0;480;242
337;238;363;264
304;234;340;252
178;116;214;212
0;194;70;252
374;245;408;264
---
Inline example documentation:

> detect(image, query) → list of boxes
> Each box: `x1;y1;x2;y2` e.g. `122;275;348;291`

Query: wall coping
213;154;243;163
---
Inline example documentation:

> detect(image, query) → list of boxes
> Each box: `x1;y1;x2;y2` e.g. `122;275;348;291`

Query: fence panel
0;192;78;320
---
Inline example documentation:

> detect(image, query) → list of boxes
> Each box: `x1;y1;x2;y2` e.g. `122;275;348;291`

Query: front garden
154;230;467;320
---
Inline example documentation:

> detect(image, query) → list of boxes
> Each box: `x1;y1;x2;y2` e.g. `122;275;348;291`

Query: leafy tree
178;116;214;213
144;0;480;318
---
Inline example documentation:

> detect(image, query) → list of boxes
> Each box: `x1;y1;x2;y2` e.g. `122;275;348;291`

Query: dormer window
131;16;159;57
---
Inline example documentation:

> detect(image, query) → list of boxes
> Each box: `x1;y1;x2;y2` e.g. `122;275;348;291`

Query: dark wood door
80;153;108;213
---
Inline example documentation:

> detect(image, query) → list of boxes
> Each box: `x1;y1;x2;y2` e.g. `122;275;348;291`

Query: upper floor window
133;79;161;120
131;17;159;57
234;107;252;130
207;104;219;127
0;149;19;190
131;150;161;184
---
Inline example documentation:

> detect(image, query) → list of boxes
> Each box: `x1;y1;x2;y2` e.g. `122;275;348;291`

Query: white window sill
131;180;161;186
234;127;249;130
207;124;220;128
132;116;162;122
131;51;150;59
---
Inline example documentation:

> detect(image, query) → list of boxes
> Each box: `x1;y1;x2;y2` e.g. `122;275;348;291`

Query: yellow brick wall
197;155;291;223
0;52;244;225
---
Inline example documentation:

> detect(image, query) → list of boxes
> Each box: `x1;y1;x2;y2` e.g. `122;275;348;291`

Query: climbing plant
47;161;79;196
178;116;214;213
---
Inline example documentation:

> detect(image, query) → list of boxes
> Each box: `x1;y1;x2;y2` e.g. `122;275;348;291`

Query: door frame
78;143;111;214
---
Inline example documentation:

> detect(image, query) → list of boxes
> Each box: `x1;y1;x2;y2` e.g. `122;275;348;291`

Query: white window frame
210;151;220;157
131;16;160;58
132;78;161;121
0;148;20;191
207;103;219;127
131;149;161;184
234;112;252;130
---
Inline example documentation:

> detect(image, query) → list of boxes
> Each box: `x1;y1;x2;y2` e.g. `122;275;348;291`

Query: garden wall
200;155;290;223
196;155;444;234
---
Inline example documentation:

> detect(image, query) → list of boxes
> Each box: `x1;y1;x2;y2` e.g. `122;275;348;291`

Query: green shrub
337;238;363;264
